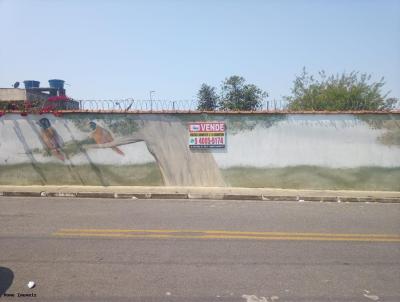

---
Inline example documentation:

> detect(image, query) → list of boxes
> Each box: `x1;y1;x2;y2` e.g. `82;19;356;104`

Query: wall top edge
1;110;400;115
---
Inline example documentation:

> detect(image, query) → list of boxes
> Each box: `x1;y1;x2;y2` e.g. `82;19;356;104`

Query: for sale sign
188;122;226;148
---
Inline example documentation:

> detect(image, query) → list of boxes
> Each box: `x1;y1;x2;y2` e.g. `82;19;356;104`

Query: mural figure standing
37;118;65;161
89;121;125;156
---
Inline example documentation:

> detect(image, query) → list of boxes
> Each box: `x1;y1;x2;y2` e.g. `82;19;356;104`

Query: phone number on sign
192;137;224;145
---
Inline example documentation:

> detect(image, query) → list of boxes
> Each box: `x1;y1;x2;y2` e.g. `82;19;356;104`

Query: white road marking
363;290;379;301
242;294;269;302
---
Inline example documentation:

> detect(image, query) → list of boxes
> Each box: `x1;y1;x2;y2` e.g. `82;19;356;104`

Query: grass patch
0;162;163;186
222;166;400;191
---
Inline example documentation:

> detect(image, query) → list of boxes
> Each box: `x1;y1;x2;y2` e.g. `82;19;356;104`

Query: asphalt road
0;197;399;301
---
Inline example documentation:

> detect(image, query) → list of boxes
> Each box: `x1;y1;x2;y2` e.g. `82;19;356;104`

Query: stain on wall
0;113;399;190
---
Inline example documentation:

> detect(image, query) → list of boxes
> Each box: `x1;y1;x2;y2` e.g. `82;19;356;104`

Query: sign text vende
188;122;226;148
189;122;225;133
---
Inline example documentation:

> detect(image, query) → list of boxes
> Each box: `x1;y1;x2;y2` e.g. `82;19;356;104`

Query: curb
1;191;43;197
1;191;400;203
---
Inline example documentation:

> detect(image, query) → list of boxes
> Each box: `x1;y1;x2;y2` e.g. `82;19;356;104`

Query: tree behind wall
197;84;219;111
285;68;398;111
219;76;267;111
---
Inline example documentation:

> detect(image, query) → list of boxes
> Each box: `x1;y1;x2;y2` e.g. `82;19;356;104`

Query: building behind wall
0;79;79;111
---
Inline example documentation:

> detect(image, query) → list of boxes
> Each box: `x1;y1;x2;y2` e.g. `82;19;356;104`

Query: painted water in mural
0;113;399;190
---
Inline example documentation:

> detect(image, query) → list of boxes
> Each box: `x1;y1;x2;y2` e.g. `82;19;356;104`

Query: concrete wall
0;113;399;190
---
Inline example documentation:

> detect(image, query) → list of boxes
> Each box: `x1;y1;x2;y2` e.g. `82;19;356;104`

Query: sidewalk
1;185;399;202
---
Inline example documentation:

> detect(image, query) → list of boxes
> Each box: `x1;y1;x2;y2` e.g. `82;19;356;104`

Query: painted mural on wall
0;113;399;190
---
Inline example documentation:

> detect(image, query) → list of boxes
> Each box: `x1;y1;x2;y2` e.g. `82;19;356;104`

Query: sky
0;0;399;101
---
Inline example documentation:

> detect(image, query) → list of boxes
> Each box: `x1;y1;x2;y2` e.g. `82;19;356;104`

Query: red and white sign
189;122;226;148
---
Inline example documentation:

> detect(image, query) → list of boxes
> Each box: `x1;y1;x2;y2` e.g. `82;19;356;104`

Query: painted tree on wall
69;114;226;187
285;68;399;111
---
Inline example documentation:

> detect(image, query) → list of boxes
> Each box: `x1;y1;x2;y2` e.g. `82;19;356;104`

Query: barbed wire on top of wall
75;99;291;112
1;98;399;113
74;98;400;112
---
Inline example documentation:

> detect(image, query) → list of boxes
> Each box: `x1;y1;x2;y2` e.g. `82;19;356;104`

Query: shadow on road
0;267;14;295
